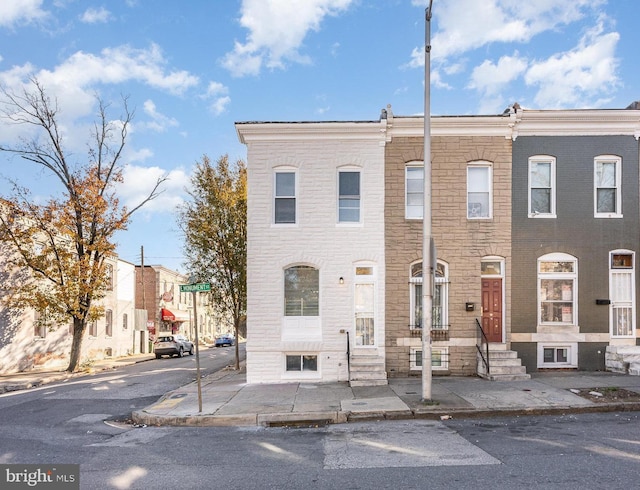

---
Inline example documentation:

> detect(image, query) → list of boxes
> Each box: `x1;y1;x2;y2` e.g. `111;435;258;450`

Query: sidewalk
131;366;640;427
3;355;640;427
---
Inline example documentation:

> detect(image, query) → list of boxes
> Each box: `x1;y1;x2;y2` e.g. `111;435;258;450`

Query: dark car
154;334;195;358
214;334;235;347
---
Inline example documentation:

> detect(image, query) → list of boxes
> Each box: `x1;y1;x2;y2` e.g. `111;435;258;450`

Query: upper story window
467;162;492;219
105;263;114;290
284;265;319;317
405;163;424;219
538;253;577;325
338;170;360;223
529;156;556;218
274;171;296;224
594;155;622;218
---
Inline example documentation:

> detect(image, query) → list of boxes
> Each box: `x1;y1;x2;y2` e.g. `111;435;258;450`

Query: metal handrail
475;318;490;374
346;331;351;381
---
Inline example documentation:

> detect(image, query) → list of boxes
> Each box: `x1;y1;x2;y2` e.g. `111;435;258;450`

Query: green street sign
180;283;211;293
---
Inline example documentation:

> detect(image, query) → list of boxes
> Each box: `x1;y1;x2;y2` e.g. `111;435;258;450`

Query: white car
154;335;195;358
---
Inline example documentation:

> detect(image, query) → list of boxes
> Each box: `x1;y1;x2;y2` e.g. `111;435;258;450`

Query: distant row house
236;102;640;385
0;259;218;374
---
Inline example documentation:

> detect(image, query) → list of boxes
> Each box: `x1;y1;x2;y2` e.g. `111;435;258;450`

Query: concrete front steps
349;352;388;387
477;343;531;381
606;345;640;375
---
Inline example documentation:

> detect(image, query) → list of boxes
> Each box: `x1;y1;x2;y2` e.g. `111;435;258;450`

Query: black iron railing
475;318;490;374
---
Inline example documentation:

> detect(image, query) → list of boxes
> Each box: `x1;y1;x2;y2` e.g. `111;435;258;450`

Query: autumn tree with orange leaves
0;78;165;372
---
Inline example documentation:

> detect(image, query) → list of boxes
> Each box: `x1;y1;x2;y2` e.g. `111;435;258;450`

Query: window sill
528;214;556;218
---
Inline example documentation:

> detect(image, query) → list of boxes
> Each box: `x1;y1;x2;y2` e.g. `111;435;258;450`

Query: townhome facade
510;108;640;372
0;256;136;374
239;103;640;385
383;109;521;378
236;120;388;384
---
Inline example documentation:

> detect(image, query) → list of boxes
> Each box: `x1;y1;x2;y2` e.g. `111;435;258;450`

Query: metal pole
193;291;203;413
422;0;434;402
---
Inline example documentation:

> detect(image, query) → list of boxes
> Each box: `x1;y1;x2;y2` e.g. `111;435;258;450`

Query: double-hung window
594;156;622;218
274;171;296;224
405;163;424;219
338;170;360;223
529;156;556;217
538;253;577;325
467;162;492;219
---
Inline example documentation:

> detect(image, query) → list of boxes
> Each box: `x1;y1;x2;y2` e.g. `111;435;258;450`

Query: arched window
284;265;319;317
538;253;577;325
409;260;448;330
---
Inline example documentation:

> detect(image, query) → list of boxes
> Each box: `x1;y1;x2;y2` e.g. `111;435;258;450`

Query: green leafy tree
178;155;246;369
0;78;166;372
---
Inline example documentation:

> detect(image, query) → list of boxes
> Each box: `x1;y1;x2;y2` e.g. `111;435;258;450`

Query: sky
0;0;638;273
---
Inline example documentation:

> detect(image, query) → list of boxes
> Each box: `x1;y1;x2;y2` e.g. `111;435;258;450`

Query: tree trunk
66;317;86;372
234;316;240;370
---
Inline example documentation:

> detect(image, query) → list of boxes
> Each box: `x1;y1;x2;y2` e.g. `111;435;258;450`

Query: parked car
154;334;195;358
214;334;235;347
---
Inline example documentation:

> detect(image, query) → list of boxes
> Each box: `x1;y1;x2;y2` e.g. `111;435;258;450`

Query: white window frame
594;155;622;218
609;250;635;338
538;253;578;326
528;155;556;218
405;162;424;219
337;168;361;224
284;265;319;317
467;162;492;219
274;169;297;225
537;343;578;369
285;353;318;372
410;347;449;371
409;260;449;331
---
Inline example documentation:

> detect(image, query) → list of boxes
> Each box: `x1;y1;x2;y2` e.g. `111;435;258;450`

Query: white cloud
210;96;230;116
140;99;179;132
525;20;619;108
222;0;354;77
119;165;189;213
0;43;199;133
431;0;603;61
405;0;604;68
80;7;112;24
203;81;230;115
0;0;47;28
467;54;527;113
468;54;528;95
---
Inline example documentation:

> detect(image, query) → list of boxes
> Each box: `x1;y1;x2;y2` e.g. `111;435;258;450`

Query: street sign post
179;282;211;412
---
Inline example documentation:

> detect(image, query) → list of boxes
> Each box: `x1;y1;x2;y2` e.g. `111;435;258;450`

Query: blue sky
0;0;638;272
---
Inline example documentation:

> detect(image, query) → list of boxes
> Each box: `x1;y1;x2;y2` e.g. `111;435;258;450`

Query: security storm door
482;278;502;342
610;252;635;338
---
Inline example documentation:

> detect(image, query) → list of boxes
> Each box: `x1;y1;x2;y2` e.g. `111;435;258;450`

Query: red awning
161;308;190;322
161;308;176;321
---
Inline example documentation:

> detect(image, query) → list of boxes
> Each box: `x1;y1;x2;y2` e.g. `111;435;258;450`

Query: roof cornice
387;115;516;140
235;121;385;144
514;110;640;140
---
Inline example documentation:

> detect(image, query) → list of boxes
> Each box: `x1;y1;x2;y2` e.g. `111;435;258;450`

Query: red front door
482;278;502;342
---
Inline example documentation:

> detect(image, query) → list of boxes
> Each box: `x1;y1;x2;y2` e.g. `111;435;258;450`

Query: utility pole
422;0;434;402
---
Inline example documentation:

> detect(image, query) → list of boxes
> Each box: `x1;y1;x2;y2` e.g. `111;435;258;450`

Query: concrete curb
130;400;640;428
